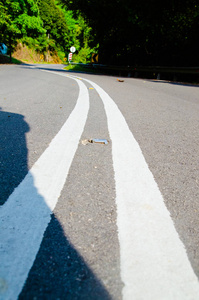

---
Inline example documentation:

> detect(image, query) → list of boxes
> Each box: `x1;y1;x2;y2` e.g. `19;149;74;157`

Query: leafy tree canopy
0;0;45;50
62;0;199;66
37;0;68;49
0;0;96;62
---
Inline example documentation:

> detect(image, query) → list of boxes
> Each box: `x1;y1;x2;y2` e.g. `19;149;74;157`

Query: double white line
0;72;199;300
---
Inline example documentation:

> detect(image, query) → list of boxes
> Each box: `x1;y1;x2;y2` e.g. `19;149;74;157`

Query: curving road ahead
0;64;199;300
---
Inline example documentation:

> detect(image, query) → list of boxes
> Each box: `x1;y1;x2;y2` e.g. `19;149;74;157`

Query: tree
37;0;68;52
55;1;98;62
0;0;45;59
61;0;199;66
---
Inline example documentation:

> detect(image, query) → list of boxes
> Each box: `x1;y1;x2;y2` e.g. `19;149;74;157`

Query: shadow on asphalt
20;64;199;87
149;79;199;87
0;109;29;206
0;107;112;299
19;213;112;300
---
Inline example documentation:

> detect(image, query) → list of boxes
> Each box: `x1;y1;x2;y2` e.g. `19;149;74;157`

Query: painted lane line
0;78;89;300
69;75;199;299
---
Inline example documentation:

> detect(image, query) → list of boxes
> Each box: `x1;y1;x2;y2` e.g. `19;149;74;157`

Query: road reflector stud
92;139;109;144
81;139;109;145
117;79;124;82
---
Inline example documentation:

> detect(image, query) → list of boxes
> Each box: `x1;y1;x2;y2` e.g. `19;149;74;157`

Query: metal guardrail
70;62;199;81
92;64;199;74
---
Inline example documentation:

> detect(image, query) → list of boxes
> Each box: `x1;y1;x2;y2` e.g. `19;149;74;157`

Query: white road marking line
15;68;199;299
69;75;199;300
0;78;89;300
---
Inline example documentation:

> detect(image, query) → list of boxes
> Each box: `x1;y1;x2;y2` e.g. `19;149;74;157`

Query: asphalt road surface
0;64;199;300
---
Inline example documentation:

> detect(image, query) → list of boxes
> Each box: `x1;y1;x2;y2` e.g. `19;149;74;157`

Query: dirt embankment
0;43;62;64
13;43;62;63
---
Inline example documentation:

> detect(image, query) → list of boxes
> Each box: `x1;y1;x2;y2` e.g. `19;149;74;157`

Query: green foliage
0;0;45;56
37;0;68;49
73;47;91;64
21;35;48;52
15;14;45;37
35;0;96;62
57;49;66;62
0;0;96;62
0;1;19;47
1;0;198;65
64;64;99;73
55;5;97;62
67;14;98;63
62;0;199;66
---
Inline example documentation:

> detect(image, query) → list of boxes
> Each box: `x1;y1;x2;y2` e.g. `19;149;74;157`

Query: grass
11;57;23;64
64;63;101;74
0;54;23;64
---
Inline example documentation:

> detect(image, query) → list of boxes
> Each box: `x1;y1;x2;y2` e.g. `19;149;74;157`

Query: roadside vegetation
0;0;98;64
0;0;198;66
64;0;199;67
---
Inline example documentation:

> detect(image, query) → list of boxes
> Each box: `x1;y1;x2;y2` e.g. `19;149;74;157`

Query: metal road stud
81;139;109;145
